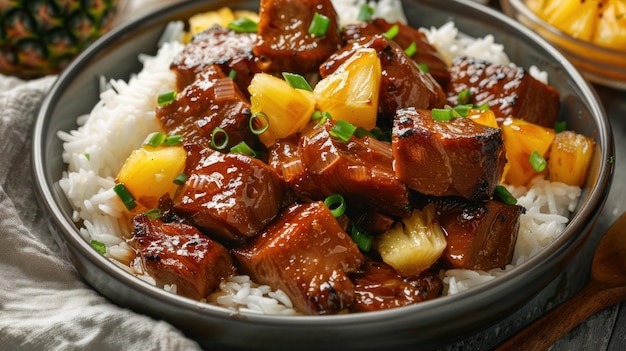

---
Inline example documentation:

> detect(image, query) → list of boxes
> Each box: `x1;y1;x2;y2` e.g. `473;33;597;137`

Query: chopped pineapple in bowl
500;0;626;90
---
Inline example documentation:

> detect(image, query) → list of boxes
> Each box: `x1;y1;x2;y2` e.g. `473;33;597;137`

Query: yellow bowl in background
500;0;626;90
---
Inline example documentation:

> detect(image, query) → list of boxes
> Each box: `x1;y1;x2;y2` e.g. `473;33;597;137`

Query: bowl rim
32;0;615;332
502;0;626;57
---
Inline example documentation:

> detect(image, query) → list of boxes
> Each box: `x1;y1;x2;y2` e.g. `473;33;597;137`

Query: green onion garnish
282;72;313;91
370;127;392;142
432;108;454;121
324;194;346;217
227;17;258;33
404;42;417;57
311;110;323;122
329;119;357;142
554;120;567;133
163;134;183;145
145;208;162;219
529;150;547;173
157;90;176;107
457;89;471;105
85;153;90;161
494;185;517;205
228;69;237;80
230;141;257;157
354;127;374;138
308;12;331;37
173;173;187;185
210;127;229;150
383;24;399;39
144;132;167;147
249;112;269;135
90;240;106;254
418;63;429;73
357;4;375;22
113;183;136;210
349;222;373;252
452;104;473;118
476;103;490;111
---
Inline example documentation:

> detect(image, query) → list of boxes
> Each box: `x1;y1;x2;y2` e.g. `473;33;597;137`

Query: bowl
32;0;614;349
0;0;126;78
500;0;626;90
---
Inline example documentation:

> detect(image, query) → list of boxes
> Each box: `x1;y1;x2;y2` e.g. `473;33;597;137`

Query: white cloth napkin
0;74;202;351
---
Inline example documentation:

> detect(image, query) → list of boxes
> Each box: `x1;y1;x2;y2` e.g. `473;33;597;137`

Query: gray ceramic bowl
32;0;614;350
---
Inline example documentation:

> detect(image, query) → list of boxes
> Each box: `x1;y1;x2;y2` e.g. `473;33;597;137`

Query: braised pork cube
232;201;364;315
320;34;446;125
173;144;287;243
299;120;412;218
342;18;450;86
434;198;525;270
267;136;318;201
130;213;236;300
350;260;442;312
446;56;560;128
253;0;343;74
156;64;258;151
170;25;259;94
392;107;506;201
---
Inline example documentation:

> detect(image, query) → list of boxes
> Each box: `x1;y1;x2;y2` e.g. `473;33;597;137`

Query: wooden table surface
120;1;626;349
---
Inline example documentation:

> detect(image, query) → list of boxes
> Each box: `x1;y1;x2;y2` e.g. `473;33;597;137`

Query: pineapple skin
0;0;123;78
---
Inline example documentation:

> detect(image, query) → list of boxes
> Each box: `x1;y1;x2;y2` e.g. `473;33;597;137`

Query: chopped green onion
383;24;399;39
554;120;567;133
311;110;323;122
84;153;90;161
90;240;106;254
113;183;137;210
227;17;258;33
144;132;167;147
529;150;547;173
476;103;490;111
348;222;373;252
370;127;392;142
329;120;357;142
173;173;187;185
230;141;257;157
163;134;183;145
282;72;313;91
357;4;375;22
228;69;237;80
157;90;176;107
354;127;374;138
308;12;331;37
417;63;429;73
452;104;473;118
145;208;162;219
432;108;454;121
249;112;269;135
210;127;229;150
457;89;471;105
314;111;332;125
404;42;417;57
494;185;517;205
324;194;346;217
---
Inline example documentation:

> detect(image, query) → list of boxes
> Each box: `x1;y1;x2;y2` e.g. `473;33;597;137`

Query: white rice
57;2;581;313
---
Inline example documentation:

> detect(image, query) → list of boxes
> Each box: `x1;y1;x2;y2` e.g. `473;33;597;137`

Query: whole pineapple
0;0;124;78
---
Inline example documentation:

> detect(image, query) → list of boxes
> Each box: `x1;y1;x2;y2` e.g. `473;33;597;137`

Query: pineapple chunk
248;73;316;148
466;108;499;129
501;117;555;186
530;0;604;41
592;0;626;49
313;48;381;131
548;131;595;186
373;204;447;277
116;144;186;211
188;7;236;36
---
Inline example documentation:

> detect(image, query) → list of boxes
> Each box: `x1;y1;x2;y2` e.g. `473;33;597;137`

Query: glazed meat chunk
434;198;525;270
446;56;560;128
267;136;318;201
170;25;259;93
342;18;450;86
130;213;236;300
253;0;343;74
232;201;364;315
320;34;446;125
173;144;287;243
299;119;412;218
350;260;442;312
392;107;506;201
156;64;259;151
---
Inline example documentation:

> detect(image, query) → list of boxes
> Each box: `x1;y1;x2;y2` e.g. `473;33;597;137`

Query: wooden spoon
496;212;626;350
